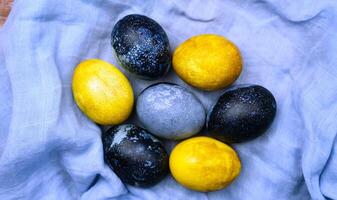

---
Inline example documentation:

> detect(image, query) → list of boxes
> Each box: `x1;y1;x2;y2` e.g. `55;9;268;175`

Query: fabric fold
0;0;336;199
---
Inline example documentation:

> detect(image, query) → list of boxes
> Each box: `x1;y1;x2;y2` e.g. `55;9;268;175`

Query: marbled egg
207;85;277;143
137;83;205;140
169;137;241;192
102;124;169;187
111;14;171;79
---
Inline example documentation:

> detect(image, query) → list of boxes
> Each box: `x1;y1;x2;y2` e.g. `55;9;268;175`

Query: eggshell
207;85;277;143
102;124;169;187
137;83;205;140
111;14;171;79
169;136;241;191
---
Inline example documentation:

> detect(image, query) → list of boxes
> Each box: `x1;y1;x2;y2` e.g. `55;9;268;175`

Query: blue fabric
0;0;336;199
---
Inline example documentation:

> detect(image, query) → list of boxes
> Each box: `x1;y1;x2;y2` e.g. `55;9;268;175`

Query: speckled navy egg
207;85;277;143
111;14;171;79
137;83;205;140
102;124;169;187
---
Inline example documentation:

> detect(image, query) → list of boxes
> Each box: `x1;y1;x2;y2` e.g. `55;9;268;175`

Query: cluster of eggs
72;14;277;192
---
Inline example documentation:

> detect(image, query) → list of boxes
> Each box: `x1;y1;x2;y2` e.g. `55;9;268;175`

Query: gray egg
136;83;205;140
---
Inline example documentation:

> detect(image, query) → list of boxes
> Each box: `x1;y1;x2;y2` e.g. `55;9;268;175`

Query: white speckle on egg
111;125;132;146
111;129;126;146
144;160;152;167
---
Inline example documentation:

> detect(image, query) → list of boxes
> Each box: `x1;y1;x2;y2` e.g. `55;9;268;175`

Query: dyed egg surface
173;34;242;91
169;137;241;192
111;14;171;79
207;85;277;143
102;124;169;187
72;59;134;125
137;83;205;140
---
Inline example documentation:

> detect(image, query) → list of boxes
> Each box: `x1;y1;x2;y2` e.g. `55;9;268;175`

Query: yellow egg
173;34;243;91
169;136;241;192
72;59;134;125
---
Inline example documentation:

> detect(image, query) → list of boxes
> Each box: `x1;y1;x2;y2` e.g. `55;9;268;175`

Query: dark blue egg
207;85;277;143
111;14;171;79
102;124;169;187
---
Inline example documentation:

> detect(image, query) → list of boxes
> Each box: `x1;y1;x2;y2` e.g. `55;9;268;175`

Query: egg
169;137;241;192
72;59;134;125
102;124;169;187
136;83;205;140
173;34;242;91
207;85;277;143
111;14;171;80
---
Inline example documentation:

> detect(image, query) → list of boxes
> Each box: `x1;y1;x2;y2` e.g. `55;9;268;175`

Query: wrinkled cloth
0;0;337;199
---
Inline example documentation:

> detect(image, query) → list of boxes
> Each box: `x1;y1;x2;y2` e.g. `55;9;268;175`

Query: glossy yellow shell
169;136;241;192
72;59;134;125
173;34;243;91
